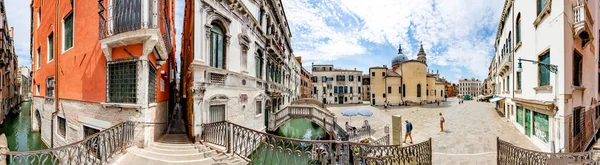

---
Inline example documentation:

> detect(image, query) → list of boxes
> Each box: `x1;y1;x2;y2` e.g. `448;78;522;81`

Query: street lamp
516;57;559;152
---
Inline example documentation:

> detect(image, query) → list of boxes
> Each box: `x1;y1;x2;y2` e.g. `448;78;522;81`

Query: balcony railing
98;0;173;53
497;53;512;76
573;1;594;47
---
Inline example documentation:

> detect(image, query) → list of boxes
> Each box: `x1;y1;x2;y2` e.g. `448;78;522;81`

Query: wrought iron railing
348;123;371;141
98;0;173;53
201;121;432;164
372;134;390;146
497;137;597;165
1;121;136;165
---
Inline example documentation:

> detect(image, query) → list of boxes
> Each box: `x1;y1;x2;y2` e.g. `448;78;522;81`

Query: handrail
1;121;136;164
497;137;596;164
201;121;432;164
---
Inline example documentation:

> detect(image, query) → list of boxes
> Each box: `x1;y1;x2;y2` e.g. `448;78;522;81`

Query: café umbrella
357;109;373;117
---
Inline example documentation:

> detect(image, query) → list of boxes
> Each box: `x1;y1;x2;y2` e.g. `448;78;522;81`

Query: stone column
392;115;402;145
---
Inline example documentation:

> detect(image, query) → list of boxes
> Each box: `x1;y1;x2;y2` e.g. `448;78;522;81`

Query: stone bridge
267;99;348;139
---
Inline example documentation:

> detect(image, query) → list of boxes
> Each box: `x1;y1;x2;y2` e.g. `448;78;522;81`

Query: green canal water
0;101;48;165
251;119;329;165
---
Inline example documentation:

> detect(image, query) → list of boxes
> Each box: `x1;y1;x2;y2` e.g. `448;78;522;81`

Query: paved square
327;98;539;165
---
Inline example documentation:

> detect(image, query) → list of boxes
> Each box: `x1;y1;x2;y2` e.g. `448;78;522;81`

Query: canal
0;100;47;164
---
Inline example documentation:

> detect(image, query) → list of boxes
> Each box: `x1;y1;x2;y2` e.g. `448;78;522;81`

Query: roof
363;74;370;78
386;70;400;77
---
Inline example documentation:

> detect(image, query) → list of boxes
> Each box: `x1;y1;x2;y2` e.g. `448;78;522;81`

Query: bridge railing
271;105;352;141
1;121;136;165
497;137;598;165
201;121;432;164
372;134;390;146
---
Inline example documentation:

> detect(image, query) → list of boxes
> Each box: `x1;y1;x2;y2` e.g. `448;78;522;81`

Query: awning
489;97;505;103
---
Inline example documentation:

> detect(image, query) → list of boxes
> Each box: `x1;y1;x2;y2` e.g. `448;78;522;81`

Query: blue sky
8;0;504;83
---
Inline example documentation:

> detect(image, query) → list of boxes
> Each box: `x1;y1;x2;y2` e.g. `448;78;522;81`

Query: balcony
98;0;173;61
265;35;285;63
497;53;513;77
573;0;594;47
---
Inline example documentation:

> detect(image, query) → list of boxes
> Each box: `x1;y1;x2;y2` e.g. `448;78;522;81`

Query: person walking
439;113;445;132
437;100;440;106
403;120;413;144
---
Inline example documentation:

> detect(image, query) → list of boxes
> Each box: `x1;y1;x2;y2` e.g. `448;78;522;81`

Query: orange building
31;0;176;148
296;57;312;98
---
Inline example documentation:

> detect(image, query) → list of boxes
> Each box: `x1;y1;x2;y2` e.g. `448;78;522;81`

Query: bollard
392;115;402;145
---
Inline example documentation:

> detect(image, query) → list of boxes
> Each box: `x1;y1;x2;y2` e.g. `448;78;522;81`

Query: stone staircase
112;134;247;165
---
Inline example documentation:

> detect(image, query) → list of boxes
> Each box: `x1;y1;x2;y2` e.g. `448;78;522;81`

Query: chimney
354;68;356;71
437;70;439;74
383;65;387;68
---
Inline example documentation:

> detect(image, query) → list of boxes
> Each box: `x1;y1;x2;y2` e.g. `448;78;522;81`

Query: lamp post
516;57;559;152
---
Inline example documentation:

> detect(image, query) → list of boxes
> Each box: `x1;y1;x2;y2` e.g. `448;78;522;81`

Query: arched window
417;84;422;97
210;23;225;69
516;14;521;43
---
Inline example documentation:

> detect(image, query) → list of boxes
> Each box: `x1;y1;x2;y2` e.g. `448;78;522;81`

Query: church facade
368;44;446;106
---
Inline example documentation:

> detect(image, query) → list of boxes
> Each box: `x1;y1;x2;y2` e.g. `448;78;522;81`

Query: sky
7;0;504;83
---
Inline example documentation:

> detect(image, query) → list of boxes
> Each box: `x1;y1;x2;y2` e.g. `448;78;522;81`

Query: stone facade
181;0;302;136
311;64;363;104
459;78;481;96
361;74;370;101
369;44;446;106
490;0;599;152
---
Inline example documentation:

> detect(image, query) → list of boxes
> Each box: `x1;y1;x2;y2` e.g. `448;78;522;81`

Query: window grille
108;60;138;103
148;62;157;103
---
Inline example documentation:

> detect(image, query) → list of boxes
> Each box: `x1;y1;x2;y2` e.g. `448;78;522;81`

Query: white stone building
458;78;481;96
18;66;31;99
491;0;599;152
311;64;363;104
182;0;301;136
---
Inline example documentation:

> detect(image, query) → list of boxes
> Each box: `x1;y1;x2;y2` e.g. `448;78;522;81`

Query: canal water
0;101;48;165
251;119;329;164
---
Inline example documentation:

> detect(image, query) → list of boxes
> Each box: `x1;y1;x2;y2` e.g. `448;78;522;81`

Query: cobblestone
328;98;539;165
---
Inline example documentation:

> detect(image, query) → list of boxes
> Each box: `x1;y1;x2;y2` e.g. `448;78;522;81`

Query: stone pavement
328;98;539;165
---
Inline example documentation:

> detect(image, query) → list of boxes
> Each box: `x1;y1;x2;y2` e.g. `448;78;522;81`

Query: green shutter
516;21;521;43
64;13;74;50
517;72;522;90
539;53;550;86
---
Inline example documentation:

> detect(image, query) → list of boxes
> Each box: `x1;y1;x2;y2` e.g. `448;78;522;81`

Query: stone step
150;142;197;150
132;147;218;161
159;134;191;143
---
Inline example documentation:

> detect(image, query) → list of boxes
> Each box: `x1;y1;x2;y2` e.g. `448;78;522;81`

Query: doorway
338;96;343;104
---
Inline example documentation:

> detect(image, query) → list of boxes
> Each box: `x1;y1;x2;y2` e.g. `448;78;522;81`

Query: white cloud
281;0;505;81
5;1;32;67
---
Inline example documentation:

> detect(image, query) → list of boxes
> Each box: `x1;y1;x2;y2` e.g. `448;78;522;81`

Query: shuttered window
539;52;550;86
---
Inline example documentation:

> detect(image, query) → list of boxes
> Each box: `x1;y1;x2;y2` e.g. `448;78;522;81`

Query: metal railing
348;123;371;141
98;0;173;53
372;134;390;146
497;137;598;165
1;121;136;165
201;121;432;164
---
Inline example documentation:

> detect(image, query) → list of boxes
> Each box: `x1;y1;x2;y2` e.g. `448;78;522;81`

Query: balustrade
1;122;136;165
200;121;432;165
497;137;597;165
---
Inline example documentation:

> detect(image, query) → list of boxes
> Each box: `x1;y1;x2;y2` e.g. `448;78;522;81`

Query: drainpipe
50;0;61;148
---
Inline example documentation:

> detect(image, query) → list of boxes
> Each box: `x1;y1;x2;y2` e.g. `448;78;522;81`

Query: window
349;75;354;81
334;97;337;102
323;87;326;94
417;84;421;97
371;72;375;76
108;60;138;103
372;94;375;98
311;76;317;82
313;87;317;94
573;51;582;86
334;86;338;93
507;76;510;91
573;107;583;136
537;0;549;15
382;72;386;76
63;12;74;51
57;116;66;138
210;24;225;69
358;76;361;82
37;9;41;28
257;9;263;25
358;87;361;93
256;101;262;115
160;79;165;92
83;125;99;138
36;48;41;69
596;106;600;119
344;97;347;102
256;52;263;78
516;14;521;43
336;75;345;81
383;94;386;98
517;72;522;90
399;86;402;93
322;76;327;82
350;86;353;93
48;33;54;62
148;62;157;103
388;86;391;93
36;84;40;95
46;76;54;97
344;86;348;93
539;52;550;86
209;105;225;122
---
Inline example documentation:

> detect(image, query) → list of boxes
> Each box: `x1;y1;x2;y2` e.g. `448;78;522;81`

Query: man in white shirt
439;113;445;132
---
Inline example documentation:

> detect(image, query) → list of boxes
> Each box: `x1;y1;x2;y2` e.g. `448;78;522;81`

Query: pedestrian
439;113;445;132
403;120;413;144
437;100;440;106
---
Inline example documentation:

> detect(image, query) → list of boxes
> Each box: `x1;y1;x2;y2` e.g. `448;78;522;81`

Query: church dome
392;44;409;65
